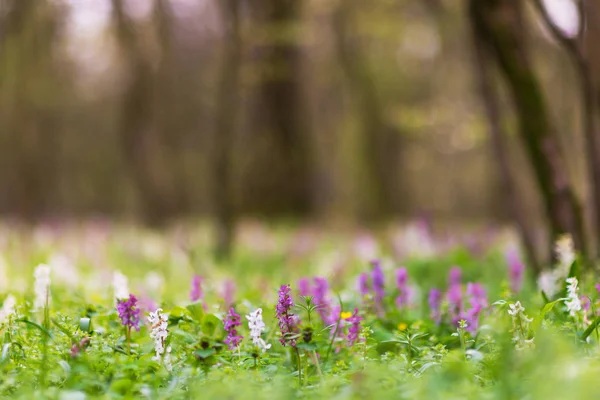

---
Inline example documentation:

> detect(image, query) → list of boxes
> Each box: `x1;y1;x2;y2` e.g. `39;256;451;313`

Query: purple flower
313;277;332;323
298;278;311;297
428;288;442;324
116;294;141;331
357;272;370;297
190;275;203;302
462;282;488;333
222;279;236;308
449;267;462;287
506;249;525;293
371;260;385;314
223;307;243;349
276;284;298;347
395;267;410;309
345;308;363;346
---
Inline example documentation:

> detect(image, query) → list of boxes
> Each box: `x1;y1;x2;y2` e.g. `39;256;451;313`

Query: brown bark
332;0;402;221
111;0;175;226
247;0;312;216
533;0;600;257
469;0;587;258
467;10;542;274
213;0;242;259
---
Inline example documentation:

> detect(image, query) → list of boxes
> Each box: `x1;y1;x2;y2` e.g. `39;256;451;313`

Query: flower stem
294;347;302;387
126;326;131;355
311;350;323;381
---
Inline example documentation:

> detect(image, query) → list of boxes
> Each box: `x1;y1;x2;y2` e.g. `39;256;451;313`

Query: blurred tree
466;4;541;273
244;0;312;216
469;0;587;259
111;0;184;226
332;0;403;221
0;0;61;219
533;0;600;257
213;0;242;259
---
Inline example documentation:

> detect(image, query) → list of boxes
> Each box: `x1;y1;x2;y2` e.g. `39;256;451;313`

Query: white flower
537;270;560;297
148;308;171;367
49;254;78;287
246;308;271;352
508;301;534;350
565;277;582;317
555;234;575;272
112;270;129;300
0;294;16;324
34;264;51;310
508;301;524;316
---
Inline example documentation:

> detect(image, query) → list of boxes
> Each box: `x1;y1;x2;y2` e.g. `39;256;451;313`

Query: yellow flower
340;311;352;320
398;323;408;331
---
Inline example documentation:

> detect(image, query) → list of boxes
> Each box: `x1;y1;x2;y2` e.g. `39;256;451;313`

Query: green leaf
79;317;92;333
15;319;53;340
581;316;600;341
532;298;566;333
296;342;317;351
194;348;216;359
201;314;222;336
186;303;204;322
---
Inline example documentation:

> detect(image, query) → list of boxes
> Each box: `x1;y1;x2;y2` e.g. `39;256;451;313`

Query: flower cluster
34;264;51;310
113;270;129;301
116;294;141;331
507;301;534;351
223;307;243;350
190;275;203;302
395;267;410;309
148;308;172;371
0;295;16;325
565;277;582;317
247;308;271;352
276;284;298;347
345;309;363;346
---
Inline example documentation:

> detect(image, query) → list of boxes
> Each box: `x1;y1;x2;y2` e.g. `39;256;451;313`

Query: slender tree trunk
332;0;402;221
112;0;173;226
213;0;242;259
532;0;600;257
467;13;541;274
469;0;587;259
248;0;312;216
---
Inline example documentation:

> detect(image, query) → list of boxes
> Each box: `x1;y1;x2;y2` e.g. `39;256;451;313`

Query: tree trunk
246;0;312;216
213;0;242;259
469;0;587;259
332;0;402;221
467;8;541;274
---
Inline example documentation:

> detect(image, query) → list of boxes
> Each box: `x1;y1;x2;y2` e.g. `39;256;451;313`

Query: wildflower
190;275;203;302
340;311;352;320
346;308;363;346
398;322;408;331
276;284;298;347
297;278;311;297
34;264;51;310
505;248;525;294
116;294;141;331
395;267;410;309
357;272;370;297
112;270;129;300
70;337;91;358
0;295;16;324
447;270;463;325
246;308;271;352
555;234;575;272
565;277;582;317
222;279;236;308
463;282;488;333
449;266;462;286
537;270;559;297
428;288;442;324
223;307;243;350
371;260;385;314
148;308;171;367
313;277;332;323
507;301;534;350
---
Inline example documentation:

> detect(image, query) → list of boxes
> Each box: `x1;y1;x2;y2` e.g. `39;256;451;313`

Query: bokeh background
0;0;597;268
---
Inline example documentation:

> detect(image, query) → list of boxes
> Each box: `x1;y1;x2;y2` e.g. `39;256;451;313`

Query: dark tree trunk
469;0;587;259
112;0;174;227
467;8;541;274
213;0;242;260
247;0;312;216
332;0;402;221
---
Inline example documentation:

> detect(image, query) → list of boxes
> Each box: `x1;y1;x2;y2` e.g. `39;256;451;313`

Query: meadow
0;220;598;399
